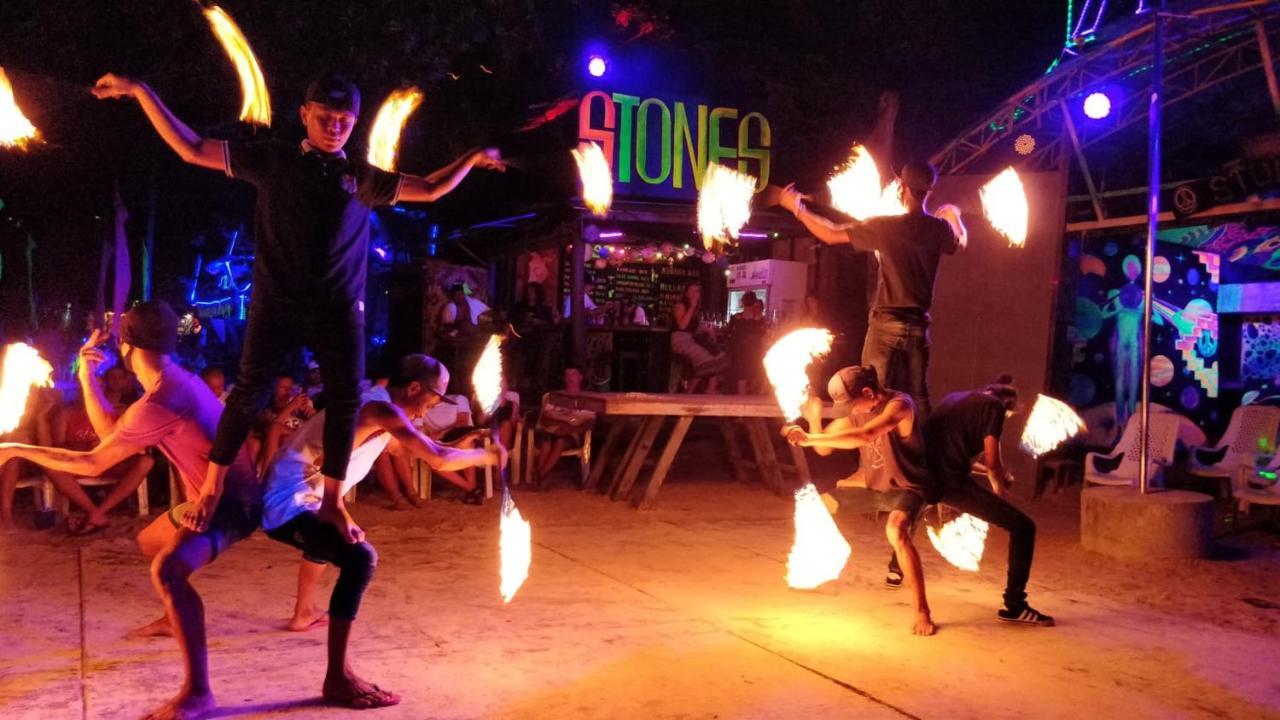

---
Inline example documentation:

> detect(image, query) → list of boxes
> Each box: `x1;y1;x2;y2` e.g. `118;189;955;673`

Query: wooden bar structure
549;392;837;509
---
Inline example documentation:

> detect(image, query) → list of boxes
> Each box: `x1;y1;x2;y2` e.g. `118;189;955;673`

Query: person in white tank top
260;354;503;710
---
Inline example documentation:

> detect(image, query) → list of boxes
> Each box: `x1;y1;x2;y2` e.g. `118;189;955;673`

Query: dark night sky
0;0;1070;322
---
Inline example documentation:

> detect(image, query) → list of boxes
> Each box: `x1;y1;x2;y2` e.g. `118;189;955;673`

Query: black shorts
831;487;925;516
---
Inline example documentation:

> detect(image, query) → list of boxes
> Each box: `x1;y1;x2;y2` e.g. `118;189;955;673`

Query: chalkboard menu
560;255;704;324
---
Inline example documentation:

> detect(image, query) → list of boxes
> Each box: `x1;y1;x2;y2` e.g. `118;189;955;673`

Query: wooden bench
548;392;837;509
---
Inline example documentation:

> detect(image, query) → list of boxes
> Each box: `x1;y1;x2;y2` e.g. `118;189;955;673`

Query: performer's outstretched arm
92;74;227;171
777;184;859;246
362;401;503;471
786;399;909;450
397;148;506;203
0;434;144;478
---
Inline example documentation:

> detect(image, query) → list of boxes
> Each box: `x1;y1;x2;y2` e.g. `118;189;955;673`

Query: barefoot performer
259;354;504;709
91;71;505;543
786;365;939;636
0;301;261;719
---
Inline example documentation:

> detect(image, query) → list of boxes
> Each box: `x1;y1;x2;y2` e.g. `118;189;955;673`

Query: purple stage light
1083;91;1112;120
588;55;608;78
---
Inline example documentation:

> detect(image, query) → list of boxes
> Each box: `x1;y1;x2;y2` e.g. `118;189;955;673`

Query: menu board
560;255;704;324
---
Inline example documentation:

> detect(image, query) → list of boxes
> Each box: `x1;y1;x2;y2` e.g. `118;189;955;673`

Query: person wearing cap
786;364;939;636
922;377;1054;626
0;301;261;720
91;71;505;551
259;353;503;709
779;161;961;415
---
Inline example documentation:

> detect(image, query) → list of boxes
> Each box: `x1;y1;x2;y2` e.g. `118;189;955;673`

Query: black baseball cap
828;365;880;417
120;300;179;354
898;161;937;194
305;72;360;114
390;354;456;404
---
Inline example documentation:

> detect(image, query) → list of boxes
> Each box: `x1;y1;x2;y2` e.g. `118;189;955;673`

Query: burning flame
1020;394;1086;457
367;87;423;172
471;334;505;417
787;483;852;589
203;5;271;126
927;513;989;571
499;489;532;602
764;328;834;421
0;68;40;149
827;144;905;221
0;343;53;434
571;141;613;217
980;167;1028;247
697;163;756;251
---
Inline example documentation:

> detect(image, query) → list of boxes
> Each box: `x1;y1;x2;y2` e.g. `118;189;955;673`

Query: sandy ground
2;442;1280;720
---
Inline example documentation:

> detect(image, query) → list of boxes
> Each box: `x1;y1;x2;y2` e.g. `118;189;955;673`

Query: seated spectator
416;389;486;501
728;292;767;395
42;390;155;535
440;283;491;337
531;365;596;489
0;387;60;530
670;282;727;393
199;367;228;402
103;365;141;408
511;282;555;334
562;281;600;321
257;375;315;470
619;296;649;327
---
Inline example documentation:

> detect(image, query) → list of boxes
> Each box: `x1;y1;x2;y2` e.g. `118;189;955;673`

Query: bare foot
323;672;401;709
390;497;415;511
126;615;173;639
285;608;329;632
912;611;937;636
142;689;216;720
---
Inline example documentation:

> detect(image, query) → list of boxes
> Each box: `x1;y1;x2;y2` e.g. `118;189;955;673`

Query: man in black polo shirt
924;379;1054;626
93;72;504;545
780;162;959;415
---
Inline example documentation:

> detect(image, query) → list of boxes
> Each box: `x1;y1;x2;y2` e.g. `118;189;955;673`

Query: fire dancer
922;378;1054;626
0;301;262;720
91;71;505;542
259;354;503;709
779;163;959;414
786;365;938;636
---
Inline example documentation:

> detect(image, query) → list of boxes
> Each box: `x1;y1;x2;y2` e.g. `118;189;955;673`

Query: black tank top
851;391;934;498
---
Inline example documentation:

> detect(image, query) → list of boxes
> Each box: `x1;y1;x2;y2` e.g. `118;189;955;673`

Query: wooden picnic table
548;392;838;509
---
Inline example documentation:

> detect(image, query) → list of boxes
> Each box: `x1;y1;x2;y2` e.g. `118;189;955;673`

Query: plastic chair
16;475;56;513
523;394;593;487
1189;405;1280;479
1084;412;1180;487
55;451;153;517
1231;453;1280;519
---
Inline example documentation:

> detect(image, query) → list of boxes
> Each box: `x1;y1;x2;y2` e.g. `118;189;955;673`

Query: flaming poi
0;67;40;149
1020;394;1086;457
827;144;905;221
367;87;423;173
471;334;531;603
927;513;989;572
764;328;834;421
786;483;853;589
697;163;756;251
571;141;613;217
0;343;53;434
202;5;271;126
980;167;1028;248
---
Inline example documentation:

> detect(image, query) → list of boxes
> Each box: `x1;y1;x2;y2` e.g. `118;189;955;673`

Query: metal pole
1139;1;1166;495
1059;99;1106;221
1256;19;1280;119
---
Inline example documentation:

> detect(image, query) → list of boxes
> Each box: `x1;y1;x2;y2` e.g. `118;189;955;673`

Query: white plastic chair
1084;412;1180;487
1231;453;1280;518
16;476;56;514
1189;405;1280;479
54;451;154;517
523;394;593;487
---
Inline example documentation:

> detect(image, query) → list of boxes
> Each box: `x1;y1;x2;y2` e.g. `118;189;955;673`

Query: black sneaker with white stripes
885;569;904;589
998;604;1055;626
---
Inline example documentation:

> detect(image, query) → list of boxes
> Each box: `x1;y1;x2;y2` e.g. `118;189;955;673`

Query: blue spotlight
588;55;608;78
1083;91;1112;120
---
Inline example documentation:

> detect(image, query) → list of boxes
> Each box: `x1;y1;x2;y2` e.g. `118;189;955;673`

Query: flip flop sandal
67;517;109;537
324;685;401;710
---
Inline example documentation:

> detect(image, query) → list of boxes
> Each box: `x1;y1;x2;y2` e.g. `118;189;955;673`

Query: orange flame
571;141;613;217
0;68;40;149
980;167;1028;247
1020;394;1085;457
0;343;52;434
471;334;505;417
926;513;989;571
203;5;271;126
697;163;756;251
764;328;834;421
367;87;423;172
787;483;852;589
500;490;531;602
827;144;905;220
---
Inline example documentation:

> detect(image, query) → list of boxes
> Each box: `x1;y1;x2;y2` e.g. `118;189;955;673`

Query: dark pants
861;315;931;415
890;479;1037;609
210;297;364;479
266;511;378;621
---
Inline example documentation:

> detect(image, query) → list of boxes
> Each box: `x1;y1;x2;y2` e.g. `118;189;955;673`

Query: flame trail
203;5;271;126
827;144;905;220
0;68;40;149
571;141;613;217
367;88;423;172
764;328;834;421
1020;394;1085;457
787;483;853;589
980;167;1028;247
927;513;989;571
0;343;52;433
697;163;756;251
